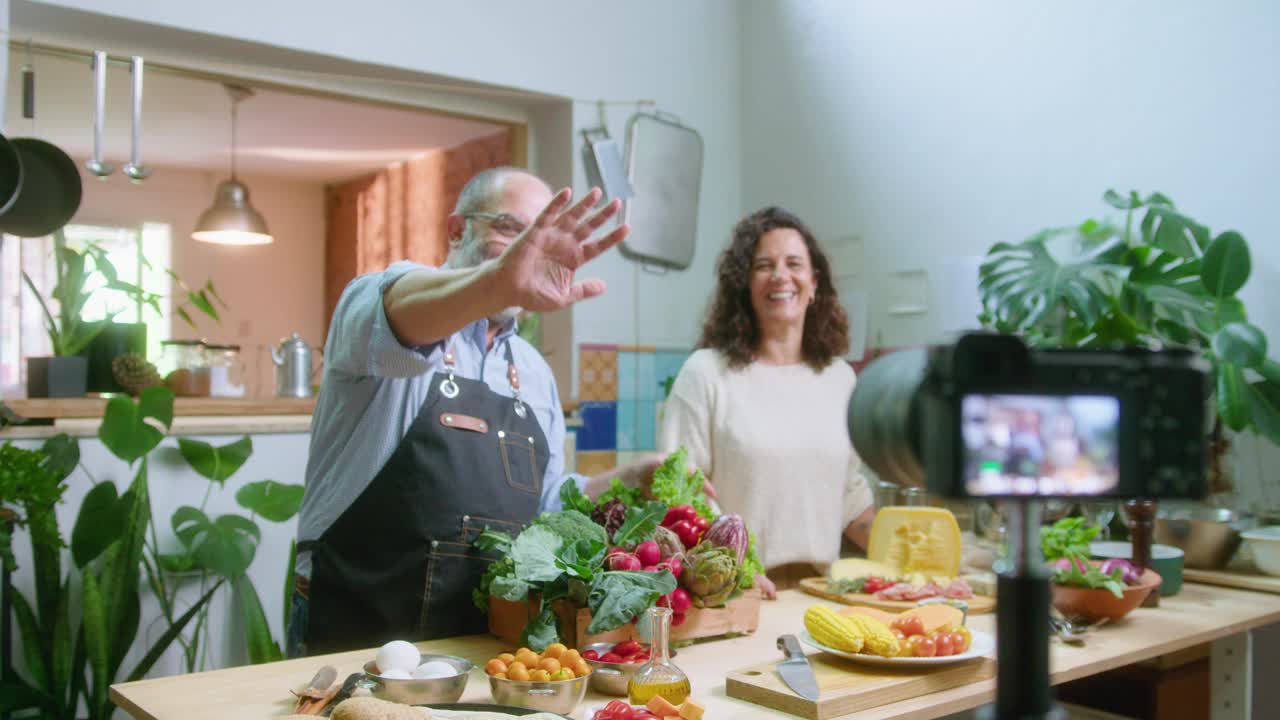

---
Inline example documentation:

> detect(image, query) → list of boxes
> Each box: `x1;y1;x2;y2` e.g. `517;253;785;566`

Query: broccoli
534;509;609;546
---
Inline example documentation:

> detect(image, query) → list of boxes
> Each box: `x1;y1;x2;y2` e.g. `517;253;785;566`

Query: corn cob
804;605;865;654
841;613;901;657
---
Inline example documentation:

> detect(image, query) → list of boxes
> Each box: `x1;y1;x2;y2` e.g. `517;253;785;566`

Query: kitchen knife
776;634;820;701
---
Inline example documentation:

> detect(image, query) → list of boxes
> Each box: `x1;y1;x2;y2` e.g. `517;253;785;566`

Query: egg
377;668;412;680
375;640;420;675
412;660;458;679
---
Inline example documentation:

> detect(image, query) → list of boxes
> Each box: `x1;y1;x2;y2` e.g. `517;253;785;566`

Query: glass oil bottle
627;606;691;705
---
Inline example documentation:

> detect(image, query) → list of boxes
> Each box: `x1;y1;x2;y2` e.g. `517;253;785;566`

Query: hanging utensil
0;136;83;237
21;41;35;120
85;50;114;178
122;56;151;182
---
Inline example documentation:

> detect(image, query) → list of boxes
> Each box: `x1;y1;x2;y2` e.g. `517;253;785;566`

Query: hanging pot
0;134;83;238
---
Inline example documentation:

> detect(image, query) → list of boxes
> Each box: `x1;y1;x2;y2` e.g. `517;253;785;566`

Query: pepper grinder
1123;498;1159;608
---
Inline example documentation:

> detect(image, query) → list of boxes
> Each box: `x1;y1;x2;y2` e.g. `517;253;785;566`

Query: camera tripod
977;499;1067;720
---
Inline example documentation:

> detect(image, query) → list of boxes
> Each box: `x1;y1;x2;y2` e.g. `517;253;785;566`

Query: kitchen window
0;223;172;397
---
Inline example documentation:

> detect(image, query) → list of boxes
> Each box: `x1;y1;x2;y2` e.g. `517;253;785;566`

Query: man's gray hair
453;166;546;215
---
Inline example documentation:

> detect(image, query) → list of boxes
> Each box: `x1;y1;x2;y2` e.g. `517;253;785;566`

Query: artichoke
680;543;740;608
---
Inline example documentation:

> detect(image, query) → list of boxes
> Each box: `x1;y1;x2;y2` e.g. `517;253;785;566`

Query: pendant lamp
192;84;273;245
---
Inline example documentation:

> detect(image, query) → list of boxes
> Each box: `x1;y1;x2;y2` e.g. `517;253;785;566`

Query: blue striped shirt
295;261;578;576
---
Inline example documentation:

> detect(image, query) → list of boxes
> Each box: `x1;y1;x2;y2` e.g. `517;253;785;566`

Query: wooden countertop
5;396;317;420
110;583;1280;720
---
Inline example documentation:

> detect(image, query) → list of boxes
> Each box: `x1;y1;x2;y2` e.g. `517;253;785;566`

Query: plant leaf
1247;382;1280;445
178;436;252;485
1212;323;1267;368
510;525;564;584
98;387;174;465
0;676;49;713
1217;363;1250;431
81;570;110;716
11;588;49;692
520;604;561;652
124;580;224;682
233;575;283;664
175;509;261;578
1201;230;1250;298
586;570;677;635
70;483;130;568
39;433;80;483
611;501;668;548
234;480;304;522
1103;189;1137;210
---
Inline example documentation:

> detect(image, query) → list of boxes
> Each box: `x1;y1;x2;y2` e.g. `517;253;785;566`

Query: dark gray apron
302;341;548;655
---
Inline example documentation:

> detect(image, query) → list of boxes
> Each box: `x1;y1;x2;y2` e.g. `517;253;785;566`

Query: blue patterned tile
577;401;617;451
636;399;657;450
616;399;638;451
636;352;658;401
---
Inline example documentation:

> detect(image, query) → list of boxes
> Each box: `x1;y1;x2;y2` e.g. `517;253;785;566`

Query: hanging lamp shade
192;179;272;245
193;84;273;245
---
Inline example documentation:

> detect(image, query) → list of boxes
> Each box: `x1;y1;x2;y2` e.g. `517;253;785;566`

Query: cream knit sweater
658;349;873;570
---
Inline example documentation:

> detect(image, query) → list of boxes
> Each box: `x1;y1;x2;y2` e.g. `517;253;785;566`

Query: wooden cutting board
726;649;995;719
1184;567;1280;595
798;578;997;614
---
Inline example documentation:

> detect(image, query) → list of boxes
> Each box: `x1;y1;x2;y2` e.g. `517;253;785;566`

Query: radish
669;587;693;613
608;553;642;571
635;540;662;567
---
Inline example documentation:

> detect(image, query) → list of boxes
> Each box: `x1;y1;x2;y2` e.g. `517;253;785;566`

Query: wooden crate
488;588;761;649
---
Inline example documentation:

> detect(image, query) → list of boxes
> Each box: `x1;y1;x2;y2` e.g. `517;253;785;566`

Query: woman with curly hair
658;207;875;597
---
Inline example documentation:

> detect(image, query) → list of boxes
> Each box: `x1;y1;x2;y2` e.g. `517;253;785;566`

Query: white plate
798;629;995;667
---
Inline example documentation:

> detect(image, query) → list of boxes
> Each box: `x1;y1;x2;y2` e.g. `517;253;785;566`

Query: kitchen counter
109;583;1280;720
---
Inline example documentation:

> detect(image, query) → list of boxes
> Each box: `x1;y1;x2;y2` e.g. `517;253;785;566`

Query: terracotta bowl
1050;561;1163;623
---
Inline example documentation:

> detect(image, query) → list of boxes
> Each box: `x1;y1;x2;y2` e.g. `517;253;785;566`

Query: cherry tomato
863;576;891;594
954;625;973;653
612;640;642;657
934;632;955;656
916;632;936;655
891;615;926;637
947;631;969;654
581;649;600;660
693;515;711;532
600;652;624;663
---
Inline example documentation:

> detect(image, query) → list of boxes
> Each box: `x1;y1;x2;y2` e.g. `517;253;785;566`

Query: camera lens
848;348;929;489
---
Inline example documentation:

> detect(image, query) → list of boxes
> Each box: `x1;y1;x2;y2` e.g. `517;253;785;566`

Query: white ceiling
3;47;509;184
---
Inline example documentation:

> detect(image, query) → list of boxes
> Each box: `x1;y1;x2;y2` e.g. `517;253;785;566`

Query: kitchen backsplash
574;343;692;477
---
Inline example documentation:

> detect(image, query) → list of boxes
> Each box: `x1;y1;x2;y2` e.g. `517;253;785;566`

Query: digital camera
848;332;1210;500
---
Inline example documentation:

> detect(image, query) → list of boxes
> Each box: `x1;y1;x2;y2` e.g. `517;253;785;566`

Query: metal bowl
581;641;675;696
1154;505;1244;569
360;653;471;705
488;673;589;715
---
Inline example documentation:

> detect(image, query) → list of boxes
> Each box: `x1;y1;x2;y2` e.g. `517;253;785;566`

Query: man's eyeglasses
462;212;527;238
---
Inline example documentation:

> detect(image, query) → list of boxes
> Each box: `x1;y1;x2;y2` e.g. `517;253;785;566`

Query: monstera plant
978;189;1280;493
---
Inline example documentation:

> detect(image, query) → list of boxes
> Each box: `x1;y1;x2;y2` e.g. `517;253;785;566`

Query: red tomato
934;632;955;656
692;515;711;532
946;631;969;654
891;615;926;637
600;652;624;663
863;576;892;594
612;640;642;657
913;635;937;657
581;649;600;660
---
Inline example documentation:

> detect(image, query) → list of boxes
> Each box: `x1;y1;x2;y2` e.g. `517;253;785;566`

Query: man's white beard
489;306;522;327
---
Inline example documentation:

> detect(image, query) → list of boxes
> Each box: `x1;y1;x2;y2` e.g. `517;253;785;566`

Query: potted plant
977;189;1280;497
21;229;227;396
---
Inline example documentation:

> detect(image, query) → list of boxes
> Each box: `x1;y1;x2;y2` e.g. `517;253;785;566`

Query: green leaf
559;480;596;516
235;480;304;522
510;525;564;584
284;538;297;639
1212;323;1267;368
586;570;677;635
1260;359;1280;386
611;501;668;548
555;539;607;580
1217;364;1250;431
11;589;49;691
1143;206;1209;257
1201;231;1250;298
71;483;130;568
233;575;283;664
40;434;80;483
178;436;252;485
124;580;224;682
81;571;110;716
1103;189;1138;210
520;605;561;652
1248;382;1280;444
491;574;532;602
51;578;74;711
156;552;195;574
174;305;195;330
98;387;174;465
187;289;220;323
173;508;261;578
474;528;514;555
0;676;49;713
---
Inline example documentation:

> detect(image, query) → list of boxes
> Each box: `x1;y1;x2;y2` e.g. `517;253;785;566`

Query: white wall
18;0;747;396
67;161;327;397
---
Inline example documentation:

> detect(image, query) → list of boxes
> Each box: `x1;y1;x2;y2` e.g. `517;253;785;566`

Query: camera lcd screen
961;393;1120;496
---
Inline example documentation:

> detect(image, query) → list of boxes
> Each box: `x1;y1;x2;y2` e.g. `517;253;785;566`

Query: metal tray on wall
619;112;704;270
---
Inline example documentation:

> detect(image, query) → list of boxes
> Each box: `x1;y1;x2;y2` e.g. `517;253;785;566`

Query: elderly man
291;168;663;655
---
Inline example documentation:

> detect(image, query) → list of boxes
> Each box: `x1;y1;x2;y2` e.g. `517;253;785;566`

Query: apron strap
440;338;527;418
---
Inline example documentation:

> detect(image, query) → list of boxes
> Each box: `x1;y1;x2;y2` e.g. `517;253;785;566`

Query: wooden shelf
4;396;316;420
